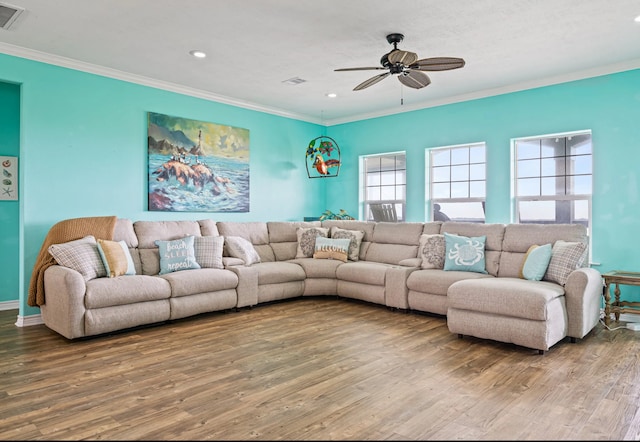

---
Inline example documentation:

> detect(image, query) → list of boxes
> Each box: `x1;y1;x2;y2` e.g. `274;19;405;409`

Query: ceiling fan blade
353;72;391;91
387;50;418;66
334;67;387;72
409;57;466;71
398;70;431;89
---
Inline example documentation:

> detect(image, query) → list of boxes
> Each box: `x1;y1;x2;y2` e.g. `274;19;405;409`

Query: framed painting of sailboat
147;112;250;212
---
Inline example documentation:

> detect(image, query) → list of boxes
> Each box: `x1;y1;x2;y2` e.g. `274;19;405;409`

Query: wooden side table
602;270;640;326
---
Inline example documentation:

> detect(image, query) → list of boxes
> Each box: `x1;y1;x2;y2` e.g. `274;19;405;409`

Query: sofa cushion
97;239;136;277
543;240;588;286
225;236;261;266
335;261;389;286
448;277;565;321
134;220;201;249
255;262;306;285
291;257;342;279
48;236;107;281
194;235;224;269
296;227;329;258
406;269;492;296
330;226;364;262
155;236;201;275
85;275;171;308
443;233;487;274
160;268;238;297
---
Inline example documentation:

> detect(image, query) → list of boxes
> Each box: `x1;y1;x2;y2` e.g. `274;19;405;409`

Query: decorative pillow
97;239;136;278
313;237;351;262
295;227;329;258
419;233;445;269
544;240;587;286
225;236;261;266
443;232;487;274
330;227;364;261
155;235;201;275
48;235;107;281
194;235;224;269
520;243;552;281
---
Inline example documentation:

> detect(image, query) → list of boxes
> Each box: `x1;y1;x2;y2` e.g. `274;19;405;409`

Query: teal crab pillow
443;232;488;274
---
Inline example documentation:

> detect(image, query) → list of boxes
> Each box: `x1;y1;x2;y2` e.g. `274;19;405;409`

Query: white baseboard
15;313;43;327
0;300;19;311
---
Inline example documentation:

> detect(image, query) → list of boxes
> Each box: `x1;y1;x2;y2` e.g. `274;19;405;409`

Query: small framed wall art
0;156;17;201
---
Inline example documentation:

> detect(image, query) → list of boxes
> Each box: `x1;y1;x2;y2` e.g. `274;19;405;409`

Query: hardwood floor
1;297;639;441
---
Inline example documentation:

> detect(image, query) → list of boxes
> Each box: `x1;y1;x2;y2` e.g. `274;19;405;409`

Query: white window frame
360;151;406;221
427;142;486;223
511;130;592;227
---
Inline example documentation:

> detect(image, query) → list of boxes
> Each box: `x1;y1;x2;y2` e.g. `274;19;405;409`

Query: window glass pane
397;184;406;200
380;186;397;200
366;157;381;172
516;140;539;160
470;145;485;163
366;172;380;186
518;178;540;196
380;156;397;171
395;170;406;185
451;182;469;198
469;164;485;180
432;166;450;182
541;176;565;195
451;165;469;181
568;155;592;175
517;159;540;178
431;149;450;167
470;181;485;198
517;200;557;223
366;187;380;200
451;147;469;165
435;202;485;223
569;175;592;194
395;155;406;170
541;138;565;157
380;170;396;185
541;157;565;177
573;200;590;226
568;134;592;155
432;183;450;199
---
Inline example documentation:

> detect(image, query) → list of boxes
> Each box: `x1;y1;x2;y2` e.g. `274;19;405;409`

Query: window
513;131;592;230
428;143;486;223
361;152;406;221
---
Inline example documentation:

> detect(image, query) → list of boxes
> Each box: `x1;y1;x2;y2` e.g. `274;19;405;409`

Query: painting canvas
0;156;18;201
147;112;250;212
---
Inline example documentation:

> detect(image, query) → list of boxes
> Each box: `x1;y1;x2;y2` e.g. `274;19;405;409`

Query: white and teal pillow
520;243;553;281
155;235;201;275
313;237;351;262
443;232;487;274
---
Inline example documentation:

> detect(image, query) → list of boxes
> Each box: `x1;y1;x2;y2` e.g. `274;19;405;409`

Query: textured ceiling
1;0;639;124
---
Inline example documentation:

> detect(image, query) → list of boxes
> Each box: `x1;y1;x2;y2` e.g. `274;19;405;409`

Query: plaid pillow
48;235;107;281
194;236;224;269
543;240;587;286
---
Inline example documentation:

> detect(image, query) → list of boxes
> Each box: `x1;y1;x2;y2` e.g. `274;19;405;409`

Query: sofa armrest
385;266;417;310
564;267;603;339
227;265;258;308
40;265;87;339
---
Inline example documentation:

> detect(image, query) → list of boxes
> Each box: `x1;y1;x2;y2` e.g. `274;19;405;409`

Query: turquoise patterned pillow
155;235;201;275
443;232;487;274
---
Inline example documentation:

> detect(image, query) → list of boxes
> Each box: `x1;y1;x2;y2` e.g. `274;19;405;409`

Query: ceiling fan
335;33;465;91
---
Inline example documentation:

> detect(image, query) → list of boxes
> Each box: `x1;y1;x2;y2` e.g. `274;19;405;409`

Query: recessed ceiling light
326;93;337;98
635;15;640;23
189;50;206;58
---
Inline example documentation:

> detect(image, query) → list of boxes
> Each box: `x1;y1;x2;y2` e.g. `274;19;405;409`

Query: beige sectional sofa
39;217;603;353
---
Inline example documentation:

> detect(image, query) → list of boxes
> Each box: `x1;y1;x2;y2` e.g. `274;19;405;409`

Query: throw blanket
27;216;117;307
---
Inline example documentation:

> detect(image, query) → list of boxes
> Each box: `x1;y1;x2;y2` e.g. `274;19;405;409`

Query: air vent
282;77;307;86
0;3;24;30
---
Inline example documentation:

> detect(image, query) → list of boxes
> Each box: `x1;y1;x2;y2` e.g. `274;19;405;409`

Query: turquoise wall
327;69;640;279
0;81;20;303
3;49;640;317
0;53;325;317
